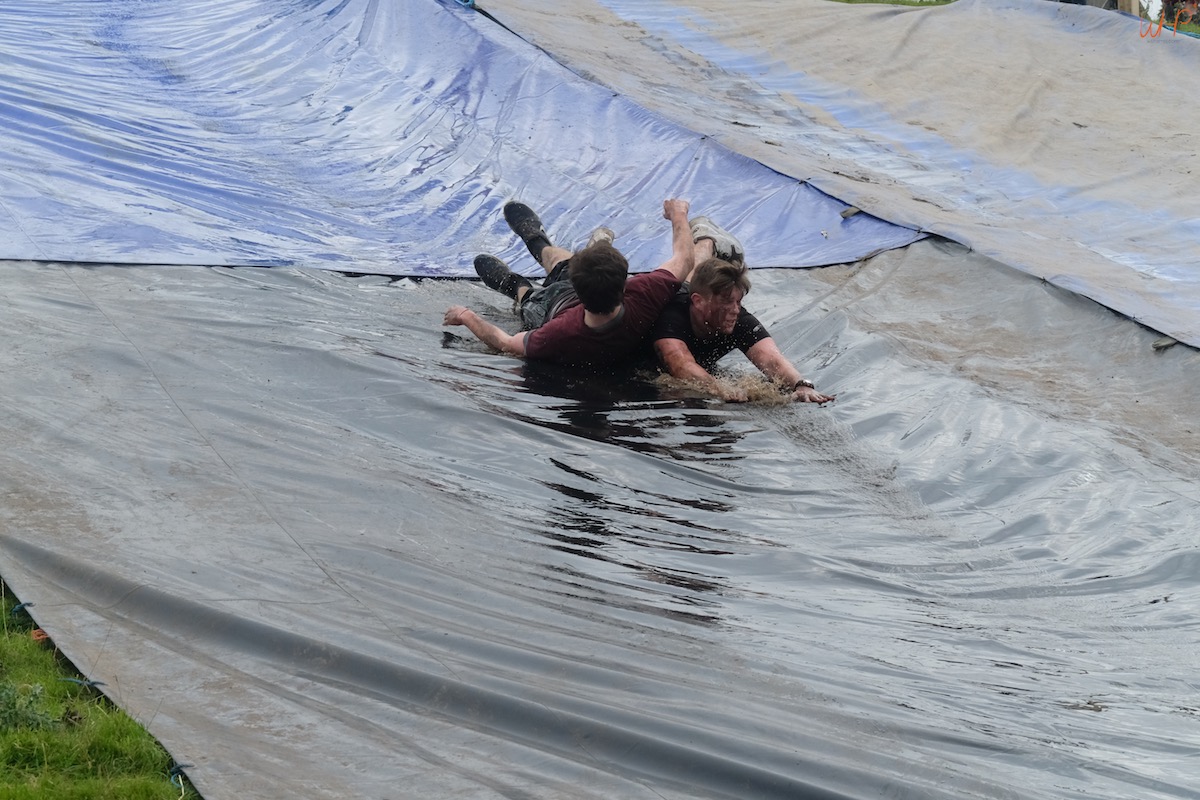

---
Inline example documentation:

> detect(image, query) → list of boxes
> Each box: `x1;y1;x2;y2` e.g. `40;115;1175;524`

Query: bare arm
655;338;748;402
443;306;527;357
658;198;695;282
745;337;834;404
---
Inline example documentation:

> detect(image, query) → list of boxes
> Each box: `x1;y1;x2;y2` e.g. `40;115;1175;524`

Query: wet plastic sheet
3;0;1200;798
0;0;919;274
2;251;1198;800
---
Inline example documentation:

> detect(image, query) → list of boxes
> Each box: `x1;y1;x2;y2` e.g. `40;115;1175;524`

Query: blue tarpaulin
0;0;920;275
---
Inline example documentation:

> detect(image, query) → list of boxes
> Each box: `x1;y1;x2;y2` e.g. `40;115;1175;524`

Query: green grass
1146;18;1200;35
0;582;201;800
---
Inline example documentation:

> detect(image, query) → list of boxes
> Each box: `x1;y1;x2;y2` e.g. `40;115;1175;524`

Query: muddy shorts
518;258;577;330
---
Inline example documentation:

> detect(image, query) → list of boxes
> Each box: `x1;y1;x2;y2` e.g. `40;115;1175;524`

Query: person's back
524;266;683;367
444;198;695;366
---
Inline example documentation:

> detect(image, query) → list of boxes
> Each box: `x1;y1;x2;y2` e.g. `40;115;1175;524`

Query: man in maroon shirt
443;198;697;369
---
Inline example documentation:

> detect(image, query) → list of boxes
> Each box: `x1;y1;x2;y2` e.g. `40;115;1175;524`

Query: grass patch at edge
0;580;201;799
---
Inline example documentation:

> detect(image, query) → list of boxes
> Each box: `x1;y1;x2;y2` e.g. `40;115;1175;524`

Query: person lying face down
443;198;694;369
650;253;835;404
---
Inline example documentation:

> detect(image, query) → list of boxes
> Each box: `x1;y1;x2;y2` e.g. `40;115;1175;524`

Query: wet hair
688;257;751;298
568;241;629;313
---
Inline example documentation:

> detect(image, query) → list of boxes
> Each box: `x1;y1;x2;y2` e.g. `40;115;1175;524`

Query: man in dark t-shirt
444;198;694;369
649;256;835;404
651;291;771;371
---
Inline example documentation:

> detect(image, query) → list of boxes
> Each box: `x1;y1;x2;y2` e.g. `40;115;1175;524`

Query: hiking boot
474;254;532;301
690;216;745;265
585;226;615;249
503;201;553;263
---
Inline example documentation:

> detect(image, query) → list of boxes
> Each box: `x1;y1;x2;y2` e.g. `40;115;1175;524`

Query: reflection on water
434;331;815;629
517;359;661;404
441;330;764;458
424;357;759;626
534;462;734;626
518;360;754;459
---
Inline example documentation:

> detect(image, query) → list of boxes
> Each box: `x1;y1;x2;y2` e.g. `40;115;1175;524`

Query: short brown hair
688;257;751;298
569;241;629;313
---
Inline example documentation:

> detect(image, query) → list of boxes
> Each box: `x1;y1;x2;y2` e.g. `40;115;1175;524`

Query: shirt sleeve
650;293;691;343
733;309;772;353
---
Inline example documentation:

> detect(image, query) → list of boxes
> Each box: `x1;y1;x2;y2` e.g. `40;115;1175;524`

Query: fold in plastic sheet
487;0;1200;346
0;0;920;275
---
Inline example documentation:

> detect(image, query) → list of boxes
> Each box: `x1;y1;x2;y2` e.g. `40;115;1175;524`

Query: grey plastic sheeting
0;0;919;275
3;1;1200;800
3;248;1199;800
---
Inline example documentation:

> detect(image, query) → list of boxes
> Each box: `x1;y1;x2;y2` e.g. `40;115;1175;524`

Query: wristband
793;379;815;390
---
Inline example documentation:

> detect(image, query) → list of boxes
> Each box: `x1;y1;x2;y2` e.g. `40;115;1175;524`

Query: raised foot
690;216;745;266
474;253;532;300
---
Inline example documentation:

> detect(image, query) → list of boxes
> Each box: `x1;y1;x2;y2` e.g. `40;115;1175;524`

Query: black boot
474;254;532;301
503;201;553;264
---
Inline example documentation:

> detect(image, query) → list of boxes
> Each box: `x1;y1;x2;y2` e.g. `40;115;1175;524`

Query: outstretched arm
745;337;835;404
655;338;748;402
444;306;528;357
658;198;695;282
